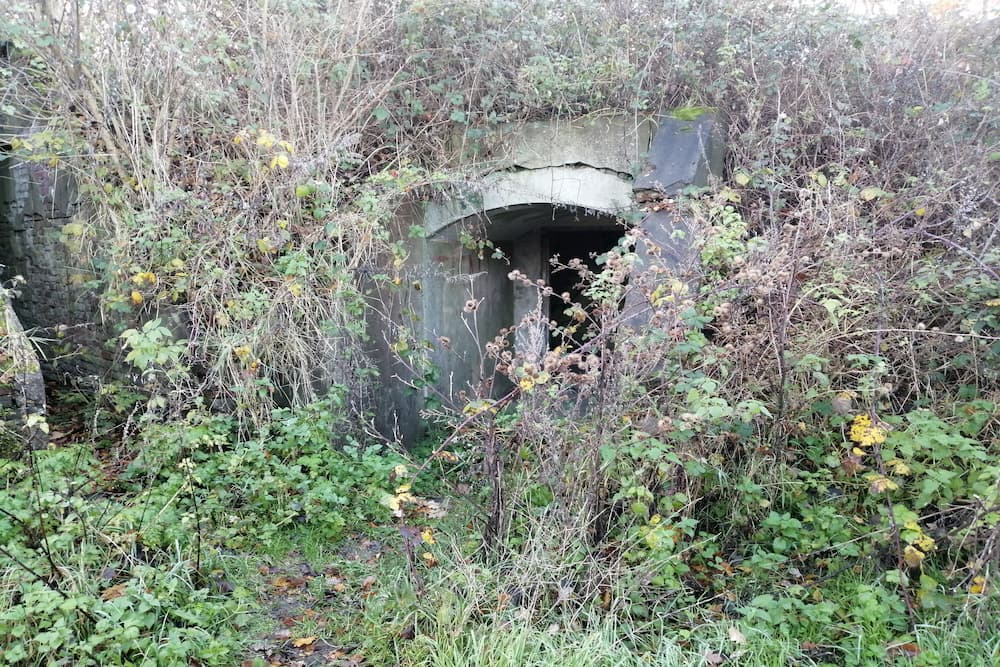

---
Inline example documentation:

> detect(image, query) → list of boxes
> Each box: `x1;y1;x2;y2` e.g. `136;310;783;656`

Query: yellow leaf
914;207;926;216
269;153;290;169
421;551;438;567
256;131;275;149
969;575;987;595
393;464;409;478
914;533;935;553
463;400;495;416
288;282;302;297
130;290;144;305
291;636;317;648
903;545;925;568
421;528;435;544
132;271;156;286
396;484;411;494
986;298;1000;307
887;458;911;475
868;475;899;493
278;140;294;153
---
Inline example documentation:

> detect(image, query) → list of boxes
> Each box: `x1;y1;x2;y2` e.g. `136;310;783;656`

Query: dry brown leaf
841;455;865;475
101;583;126;601
727;626;746;645
291;636;317;648
888;642;921;658
272;575;306;591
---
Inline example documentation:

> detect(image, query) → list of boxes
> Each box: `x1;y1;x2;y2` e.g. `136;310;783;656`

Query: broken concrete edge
429;110;724;237
446;110;723;182
448;112;657;179
1;287;48;451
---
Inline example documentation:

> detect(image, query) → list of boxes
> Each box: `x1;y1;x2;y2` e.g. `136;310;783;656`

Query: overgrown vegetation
1;0;998;665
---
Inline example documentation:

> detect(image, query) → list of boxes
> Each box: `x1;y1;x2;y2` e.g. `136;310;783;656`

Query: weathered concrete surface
635;114;725;194
453;115;654;176
424;166;635;238
1;288;48;450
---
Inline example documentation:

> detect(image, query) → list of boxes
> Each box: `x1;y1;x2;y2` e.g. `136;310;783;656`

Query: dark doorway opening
545;227;623;349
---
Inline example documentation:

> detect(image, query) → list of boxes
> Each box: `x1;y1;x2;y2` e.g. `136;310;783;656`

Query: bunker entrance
457;203;624;358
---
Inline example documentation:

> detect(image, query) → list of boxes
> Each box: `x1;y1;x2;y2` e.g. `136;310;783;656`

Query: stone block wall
0;134;108;379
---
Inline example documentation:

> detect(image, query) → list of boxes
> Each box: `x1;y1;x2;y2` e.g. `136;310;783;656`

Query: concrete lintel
451;114;655;177
424;166;634;238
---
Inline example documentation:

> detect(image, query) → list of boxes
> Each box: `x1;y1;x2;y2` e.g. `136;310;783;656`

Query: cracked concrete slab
635;114;724;194
452;114;654;177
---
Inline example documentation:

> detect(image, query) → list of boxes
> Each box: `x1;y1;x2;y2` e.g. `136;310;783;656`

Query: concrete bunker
373;113;724;442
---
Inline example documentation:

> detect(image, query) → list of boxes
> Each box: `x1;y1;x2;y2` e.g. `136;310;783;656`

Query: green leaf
449;109;467;123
